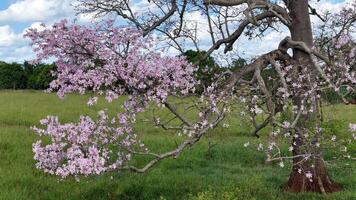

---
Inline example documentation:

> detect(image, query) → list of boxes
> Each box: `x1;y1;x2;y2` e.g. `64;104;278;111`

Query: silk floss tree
25;0;355;193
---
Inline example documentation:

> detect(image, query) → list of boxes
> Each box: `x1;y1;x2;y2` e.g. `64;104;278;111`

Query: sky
0;0;352;63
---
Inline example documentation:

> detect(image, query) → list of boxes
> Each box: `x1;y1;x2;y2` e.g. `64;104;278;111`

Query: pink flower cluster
24;19;196;102
26;20;197;178
335;35;351;49
32;111;138;178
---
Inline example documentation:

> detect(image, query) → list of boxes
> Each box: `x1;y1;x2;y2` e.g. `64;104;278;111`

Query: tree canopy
25;0;355;194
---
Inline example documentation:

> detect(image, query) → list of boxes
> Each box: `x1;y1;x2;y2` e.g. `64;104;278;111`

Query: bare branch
250;115;272;138
164;101;192;126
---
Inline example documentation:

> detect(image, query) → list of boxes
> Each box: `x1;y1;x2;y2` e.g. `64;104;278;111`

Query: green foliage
0;61;55;90
26;62;56;90
0;62;27;89
229;57;248;72
321;86;356;104
322;89;341;104
184;50;249;94
184;50;221;93
0;91;355;200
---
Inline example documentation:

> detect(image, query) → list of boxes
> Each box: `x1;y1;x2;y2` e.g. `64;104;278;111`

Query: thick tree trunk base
284;170;342;193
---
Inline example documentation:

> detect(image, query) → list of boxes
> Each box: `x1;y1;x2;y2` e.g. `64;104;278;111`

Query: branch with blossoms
25;16;301;177
25;1;356;184
26;19;244;177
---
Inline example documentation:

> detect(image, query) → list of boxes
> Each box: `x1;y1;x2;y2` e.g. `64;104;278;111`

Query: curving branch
76;0;178;36
250;115;272;138
117;47;292;173
255;66;275;115
164;101;193;126
308;4;325;22
204;0;291;26
143;0;178;36
120;107;226;173
195;11;285;66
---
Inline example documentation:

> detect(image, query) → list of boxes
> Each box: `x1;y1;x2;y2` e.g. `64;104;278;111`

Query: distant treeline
0;61;55;90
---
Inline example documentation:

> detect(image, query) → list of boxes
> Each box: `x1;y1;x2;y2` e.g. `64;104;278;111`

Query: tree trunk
284;0;342;193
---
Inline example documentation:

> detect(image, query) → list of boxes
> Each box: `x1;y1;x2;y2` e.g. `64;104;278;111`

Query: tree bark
284;0;341;193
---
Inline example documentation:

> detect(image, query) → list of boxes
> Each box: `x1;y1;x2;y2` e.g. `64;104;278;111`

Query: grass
0;90;355;200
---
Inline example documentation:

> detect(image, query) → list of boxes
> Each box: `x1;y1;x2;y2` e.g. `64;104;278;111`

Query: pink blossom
349;123;356;132
25;20;199;178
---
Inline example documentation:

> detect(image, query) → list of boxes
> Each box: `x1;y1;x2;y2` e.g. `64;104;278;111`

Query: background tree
0;61;55;90
26;0;355;194
0;62;26;89
184;50;219;93
26;63;56;90
184;50;249;94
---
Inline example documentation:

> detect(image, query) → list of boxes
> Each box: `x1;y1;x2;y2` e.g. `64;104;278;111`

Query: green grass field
0;90;355;200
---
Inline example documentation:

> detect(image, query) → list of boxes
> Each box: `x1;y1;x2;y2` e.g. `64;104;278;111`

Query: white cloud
0;20;54;61
0;25;27;47
0;24;32;62
0;45;34;62
310;0;353;13
238;29;290;59
310;0;352;25
0;0;74;22
77;13;96;23
0;25;18;46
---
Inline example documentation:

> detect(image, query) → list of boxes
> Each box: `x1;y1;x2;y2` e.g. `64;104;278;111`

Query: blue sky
0;0;24;32
0;0;27;33
0;0;351;63
0;0;13;9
